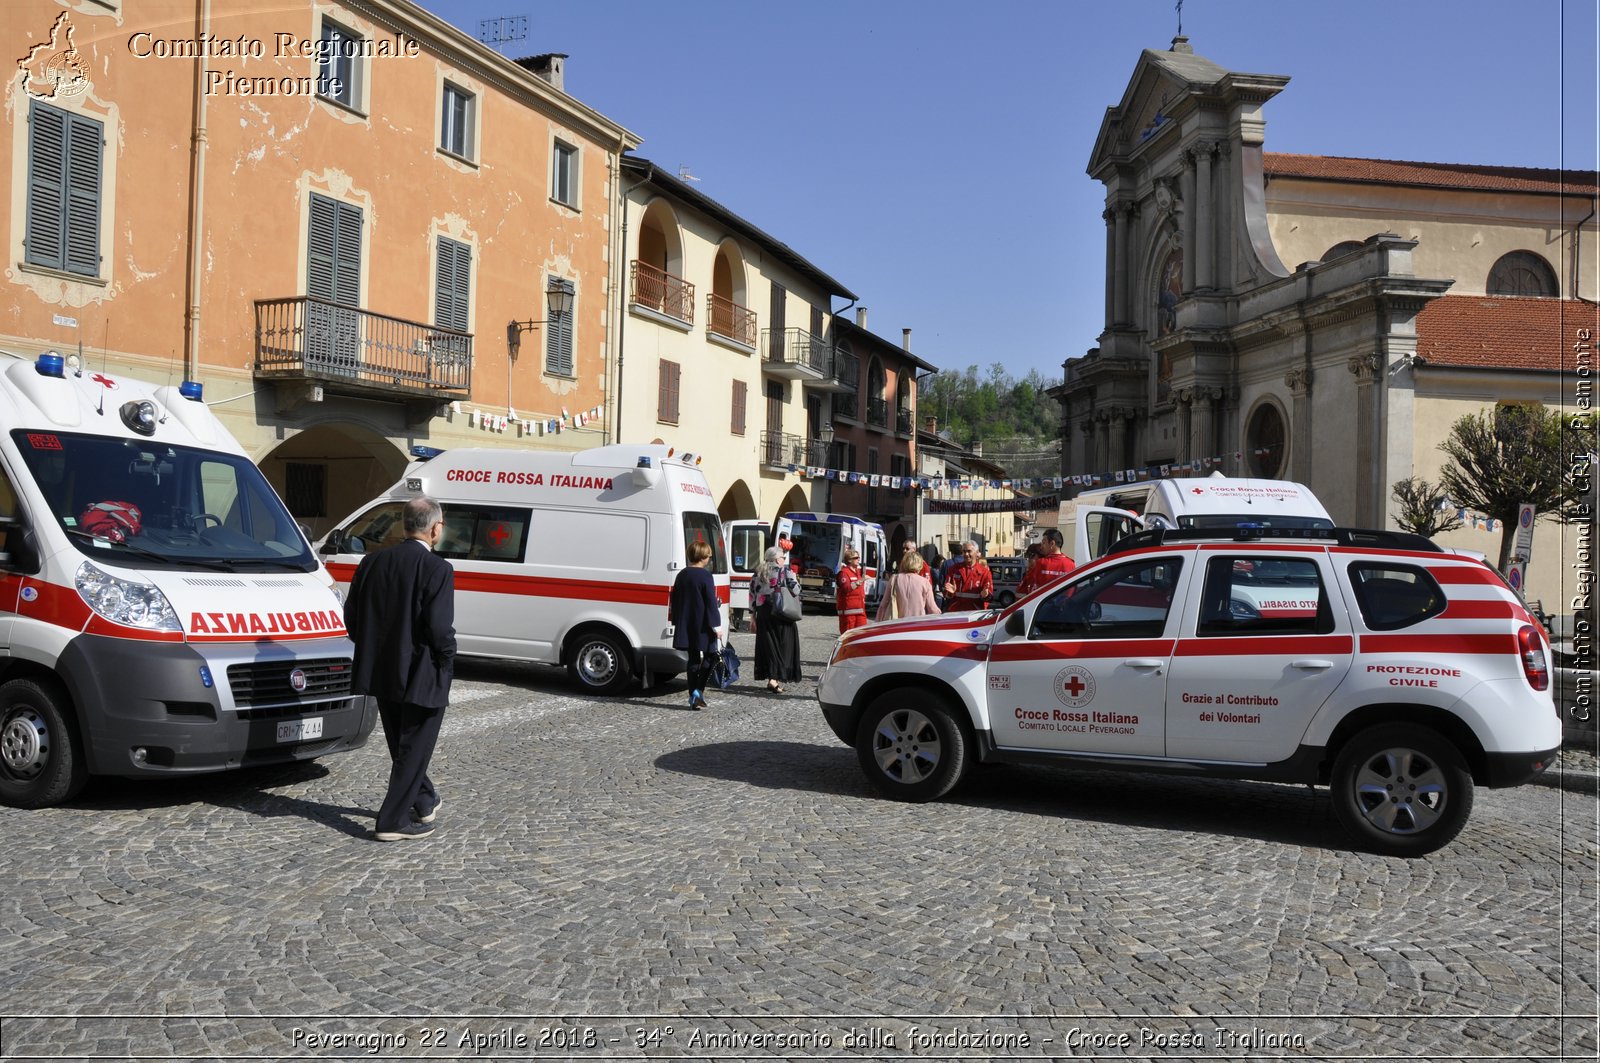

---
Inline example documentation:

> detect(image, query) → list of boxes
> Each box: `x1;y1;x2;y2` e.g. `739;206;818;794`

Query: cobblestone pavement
2;614;1596;1061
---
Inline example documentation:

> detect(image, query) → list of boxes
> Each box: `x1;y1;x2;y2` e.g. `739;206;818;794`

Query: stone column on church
1078;419;1097;477
1103;209;1116;325
1107;408;1130;472
1112;205;1129;325
1190;388;1219;463
1194;143;1214;290
1180;153;1196;294
1284;367;1314;484
1173;388;1193;463
1347;353;1383;525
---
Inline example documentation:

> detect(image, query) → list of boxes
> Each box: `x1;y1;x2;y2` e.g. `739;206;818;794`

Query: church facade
1057;37;1597;612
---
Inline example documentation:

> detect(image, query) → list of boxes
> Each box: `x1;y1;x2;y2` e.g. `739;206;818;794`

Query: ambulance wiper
64;528;239;572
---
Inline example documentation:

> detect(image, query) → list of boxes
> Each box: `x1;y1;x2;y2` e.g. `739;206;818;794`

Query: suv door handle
1291;659;1335;671
1125;658;1165;672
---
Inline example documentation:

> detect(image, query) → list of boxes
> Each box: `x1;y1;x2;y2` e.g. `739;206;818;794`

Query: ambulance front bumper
59;633;377;777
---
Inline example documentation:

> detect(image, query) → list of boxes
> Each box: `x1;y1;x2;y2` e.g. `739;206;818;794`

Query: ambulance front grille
227;656;354;709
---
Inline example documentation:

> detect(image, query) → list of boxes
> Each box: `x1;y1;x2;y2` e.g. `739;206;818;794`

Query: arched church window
1246;403;1286;478
1155;249;1183;338
1488;251;1557;297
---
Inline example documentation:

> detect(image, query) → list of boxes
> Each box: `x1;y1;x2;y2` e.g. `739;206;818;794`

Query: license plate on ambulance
276;717;323;743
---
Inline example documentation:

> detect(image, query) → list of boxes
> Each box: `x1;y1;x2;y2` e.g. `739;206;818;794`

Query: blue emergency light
179;380;204;401
35;352;65;378
410;445;444;460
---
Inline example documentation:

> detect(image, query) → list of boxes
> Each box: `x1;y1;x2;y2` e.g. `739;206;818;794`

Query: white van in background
1061;473;1335;565
0;352;374;808
774;512;888;613
320;444;727;695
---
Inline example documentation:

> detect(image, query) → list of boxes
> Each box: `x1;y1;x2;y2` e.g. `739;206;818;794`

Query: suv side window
1196;555;1332;636
1031;558;1182;640
1348;563;1445;630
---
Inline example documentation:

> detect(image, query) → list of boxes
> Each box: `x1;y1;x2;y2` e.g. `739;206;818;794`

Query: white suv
817;527;1560;856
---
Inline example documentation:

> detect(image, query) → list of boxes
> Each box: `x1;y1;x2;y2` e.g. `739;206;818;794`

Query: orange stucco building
5;0;637;535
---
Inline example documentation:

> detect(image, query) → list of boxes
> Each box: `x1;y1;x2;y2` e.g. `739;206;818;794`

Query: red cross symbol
488;523;508;547
90;373;117;389
1190;487;1204;495
1064;675;1087;697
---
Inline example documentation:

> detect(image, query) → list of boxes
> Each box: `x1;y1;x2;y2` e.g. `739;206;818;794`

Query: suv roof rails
1106;525;1447;557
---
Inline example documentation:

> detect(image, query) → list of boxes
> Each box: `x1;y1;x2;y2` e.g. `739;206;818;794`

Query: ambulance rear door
1073;506;1145;565
725;519;769;613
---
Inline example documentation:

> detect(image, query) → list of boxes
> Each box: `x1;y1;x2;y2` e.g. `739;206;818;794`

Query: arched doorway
258;422;409;541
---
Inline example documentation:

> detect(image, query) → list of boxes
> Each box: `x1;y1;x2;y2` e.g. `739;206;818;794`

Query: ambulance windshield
13;430;316;571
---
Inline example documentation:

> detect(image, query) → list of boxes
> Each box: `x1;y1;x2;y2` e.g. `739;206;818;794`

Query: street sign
52;314;77;328
1514;503;1536;563
1505;562;1525;597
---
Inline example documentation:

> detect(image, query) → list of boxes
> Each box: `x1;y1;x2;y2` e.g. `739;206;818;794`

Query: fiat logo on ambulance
288;669;309;694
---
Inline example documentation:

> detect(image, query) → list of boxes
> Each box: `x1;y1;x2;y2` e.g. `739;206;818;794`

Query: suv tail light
1517;624;1550;691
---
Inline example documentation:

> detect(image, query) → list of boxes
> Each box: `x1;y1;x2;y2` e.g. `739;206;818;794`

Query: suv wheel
855;691;968;801
1331;724;1473;856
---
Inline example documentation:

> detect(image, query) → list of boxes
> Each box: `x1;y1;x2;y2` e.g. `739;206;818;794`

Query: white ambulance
723;518;769;631
774;512;888;613
819;524;1561;856
1062;474;1334;566
0;352;375;808
320;444;728;694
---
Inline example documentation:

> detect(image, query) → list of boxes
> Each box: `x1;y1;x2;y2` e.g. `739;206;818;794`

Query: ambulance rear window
682;512;726;574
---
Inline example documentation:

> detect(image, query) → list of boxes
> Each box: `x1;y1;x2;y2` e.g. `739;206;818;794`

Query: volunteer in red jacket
941;541;994;612
835;547;868;633
1016;527;1076;597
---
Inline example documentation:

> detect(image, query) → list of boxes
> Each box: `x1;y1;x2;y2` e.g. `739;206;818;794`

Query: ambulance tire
0;677;87;809
566;629;635;695
855;691;968;802
1330;724;1474;857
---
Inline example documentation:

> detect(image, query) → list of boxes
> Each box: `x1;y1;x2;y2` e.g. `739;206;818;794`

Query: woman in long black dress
668;539;721;709
751;545;802;692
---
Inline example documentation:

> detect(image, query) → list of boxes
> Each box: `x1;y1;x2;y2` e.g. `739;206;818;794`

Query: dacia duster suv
817;527;1560;856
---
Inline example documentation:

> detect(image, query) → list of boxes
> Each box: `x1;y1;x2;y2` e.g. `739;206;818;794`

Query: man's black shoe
375;821;435;842
414;798;441;824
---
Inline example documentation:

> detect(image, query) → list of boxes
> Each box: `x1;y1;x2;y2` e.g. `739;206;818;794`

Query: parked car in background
989;557;1026;607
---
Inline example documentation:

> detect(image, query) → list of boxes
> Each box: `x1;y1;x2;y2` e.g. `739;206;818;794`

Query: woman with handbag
668;539;723;710
751;544;802;693
875;550;940;621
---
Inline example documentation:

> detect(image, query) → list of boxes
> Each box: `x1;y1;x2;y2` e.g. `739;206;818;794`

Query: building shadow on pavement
658;740;1334;850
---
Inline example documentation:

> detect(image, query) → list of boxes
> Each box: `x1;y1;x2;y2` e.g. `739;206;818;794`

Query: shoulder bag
773;573;803;624
888;575;902;620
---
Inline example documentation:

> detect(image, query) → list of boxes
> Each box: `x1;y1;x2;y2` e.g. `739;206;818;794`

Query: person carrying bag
752;544;802;692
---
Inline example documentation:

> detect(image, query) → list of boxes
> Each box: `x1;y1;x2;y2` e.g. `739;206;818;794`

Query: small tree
1390;477;1465;538
1437;402;1596;570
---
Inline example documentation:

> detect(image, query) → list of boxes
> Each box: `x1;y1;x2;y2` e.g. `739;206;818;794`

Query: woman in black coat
751;544;802;692
669;539;722;709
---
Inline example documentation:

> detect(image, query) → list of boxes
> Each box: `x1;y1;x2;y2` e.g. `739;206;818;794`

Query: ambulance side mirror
0;515;40;575
320;529;346;555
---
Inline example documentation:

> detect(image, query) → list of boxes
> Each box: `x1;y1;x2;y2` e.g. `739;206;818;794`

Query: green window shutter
544;276;575;375
308;194;361;304
333;200;361;305
26;102;102;276
435;237;470;333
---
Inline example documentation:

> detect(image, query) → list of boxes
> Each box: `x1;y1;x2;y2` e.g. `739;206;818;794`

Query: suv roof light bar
1106;525;1448;557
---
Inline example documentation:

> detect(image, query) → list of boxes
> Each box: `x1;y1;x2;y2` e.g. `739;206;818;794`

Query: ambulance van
319;444;728;695
1062;474;1334;565
774;512;887;613
0;352;375;808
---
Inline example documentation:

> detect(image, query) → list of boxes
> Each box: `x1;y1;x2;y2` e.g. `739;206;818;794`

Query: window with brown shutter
732;379;747;435
658;359;681;424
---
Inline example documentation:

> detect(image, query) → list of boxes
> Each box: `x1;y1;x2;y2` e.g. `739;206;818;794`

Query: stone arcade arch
257;421;409;541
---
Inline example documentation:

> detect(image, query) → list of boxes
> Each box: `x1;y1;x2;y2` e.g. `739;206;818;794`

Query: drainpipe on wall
181;0;211;383
1573;194;1597;306
611;157;649;445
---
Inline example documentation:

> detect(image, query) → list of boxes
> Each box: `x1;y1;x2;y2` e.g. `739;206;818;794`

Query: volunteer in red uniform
835;547;868;633
941;541;994;612
1016;527;1076;597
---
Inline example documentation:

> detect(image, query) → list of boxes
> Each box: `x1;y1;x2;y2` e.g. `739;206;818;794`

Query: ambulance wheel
855;690;967;802
1331;724;1473;857
567;629;634;695
0;677;86;808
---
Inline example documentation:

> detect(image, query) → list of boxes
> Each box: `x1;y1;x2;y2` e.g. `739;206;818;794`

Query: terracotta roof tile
1415;296;1600;371
1265;153;1600;196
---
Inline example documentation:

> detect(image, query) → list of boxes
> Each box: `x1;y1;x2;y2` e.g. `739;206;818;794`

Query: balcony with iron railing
866;397;889;428
896;406;914;438
254;297;472;409
816;345;857;393
833;391;858;421
631;260;694;325
760;327;828;382
759;429;807;470
707;292;757;350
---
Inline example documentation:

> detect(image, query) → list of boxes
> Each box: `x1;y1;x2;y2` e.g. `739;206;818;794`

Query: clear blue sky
419;0;1599;384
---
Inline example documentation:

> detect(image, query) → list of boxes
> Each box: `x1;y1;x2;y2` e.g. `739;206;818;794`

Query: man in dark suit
344;496;456;841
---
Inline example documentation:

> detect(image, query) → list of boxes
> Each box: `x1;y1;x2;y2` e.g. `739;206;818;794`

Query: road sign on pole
1505;562;1526;599
1513;503;1536;564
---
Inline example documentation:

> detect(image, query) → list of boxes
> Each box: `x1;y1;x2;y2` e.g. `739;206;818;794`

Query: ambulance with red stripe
0;352;375;808
319;444;728;695
818;525;1560;855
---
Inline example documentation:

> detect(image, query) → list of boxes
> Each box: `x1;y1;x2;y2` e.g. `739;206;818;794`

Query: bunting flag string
446;401;604;438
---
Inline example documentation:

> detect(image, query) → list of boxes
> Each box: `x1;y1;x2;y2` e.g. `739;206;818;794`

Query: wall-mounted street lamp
506;281;575;356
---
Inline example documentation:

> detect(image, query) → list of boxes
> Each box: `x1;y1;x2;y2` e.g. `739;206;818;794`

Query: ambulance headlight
74;561;182;632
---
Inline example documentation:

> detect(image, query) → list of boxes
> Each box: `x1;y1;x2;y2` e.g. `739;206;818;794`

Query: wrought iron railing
866;397;889;427
834;392;858;420
806;438;835;467
254;297;472;396
760;327;829;375
896;407;914;436
707;292;757;348
831;347;859;390
759;430;805;468
631;260;694;324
